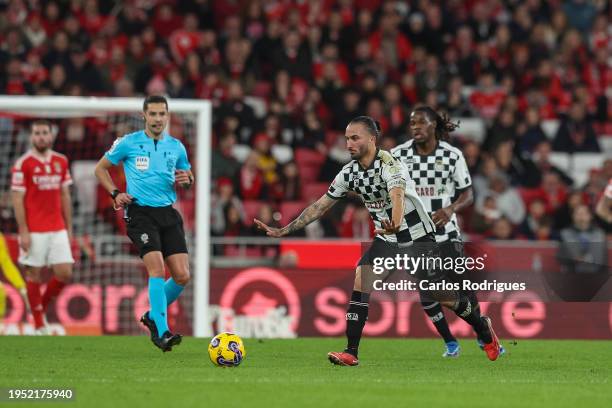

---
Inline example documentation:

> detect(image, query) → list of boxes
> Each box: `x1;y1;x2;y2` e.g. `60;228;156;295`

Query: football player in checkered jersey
255;116;502;365
392;106;504;359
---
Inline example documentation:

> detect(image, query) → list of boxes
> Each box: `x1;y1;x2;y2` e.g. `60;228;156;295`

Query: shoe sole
327;352;358;366
442;350;460;358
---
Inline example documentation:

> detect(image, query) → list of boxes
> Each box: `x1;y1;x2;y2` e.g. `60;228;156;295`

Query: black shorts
125;205;188;258
358;233;444;280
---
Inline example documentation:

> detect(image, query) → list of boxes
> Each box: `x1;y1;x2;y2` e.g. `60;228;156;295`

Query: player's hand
253;218;285;237
431;207;453;228
175;170;192;187
114;192;133;207
19;230;31;252
374;219;400;235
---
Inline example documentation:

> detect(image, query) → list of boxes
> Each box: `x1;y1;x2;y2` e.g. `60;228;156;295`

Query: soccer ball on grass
208;332;246;367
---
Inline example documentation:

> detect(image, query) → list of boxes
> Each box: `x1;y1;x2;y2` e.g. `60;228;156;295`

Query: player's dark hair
143;95;169;112
30;119;52;132
412;106;459;141
349;116;381;139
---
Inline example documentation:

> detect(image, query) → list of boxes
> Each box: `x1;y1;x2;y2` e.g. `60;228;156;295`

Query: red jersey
10;150;72;233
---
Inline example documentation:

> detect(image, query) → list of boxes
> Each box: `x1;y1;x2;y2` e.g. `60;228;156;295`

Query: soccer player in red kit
11;120;74;334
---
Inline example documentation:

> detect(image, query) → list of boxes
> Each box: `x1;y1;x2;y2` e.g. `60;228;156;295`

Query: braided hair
349;115;381;139
412;106;460;141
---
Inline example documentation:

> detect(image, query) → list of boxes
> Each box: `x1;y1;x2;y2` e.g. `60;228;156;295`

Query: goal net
0;96;212;337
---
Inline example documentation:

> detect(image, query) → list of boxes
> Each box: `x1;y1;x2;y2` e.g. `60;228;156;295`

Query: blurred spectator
67;44;105;94
488;217;516;240
211;178;245;236
252;134;280;196
416;55;446;101
272;30;312;80
516;107;548;154
531;141;574;186
552;101;601;152
462;140;481;176
483;109;518;153
340;205;373;240
519;198;559;241
212;133;241;181
279;162;301;201
492;140;539;188
223;202;249;237
216;80;257;144
445;76;471;117
332;88;361;131
469;71;506;121
471;195;501;234
477;171;526;225
23;13;47;49
239;152;264;200
554;190;587;231
562;0;598;35
319;134;351;182
1;58;33;94
558;204;607;273
297;110;326;153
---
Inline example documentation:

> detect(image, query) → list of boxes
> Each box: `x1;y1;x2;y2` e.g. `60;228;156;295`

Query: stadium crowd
0;0;610;243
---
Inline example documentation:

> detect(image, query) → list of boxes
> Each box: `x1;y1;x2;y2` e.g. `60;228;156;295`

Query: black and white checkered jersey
391;140;472;243
326;149;435;243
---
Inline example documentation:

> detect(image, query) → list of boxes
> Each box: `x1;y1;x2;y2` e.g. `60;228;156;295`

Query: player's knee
25;268;42;282
174;270;190;286
52;264;73;282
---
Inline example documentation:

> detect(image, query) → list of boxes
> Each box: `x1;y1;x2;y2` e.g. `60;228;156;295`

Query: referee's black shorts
125;204;188;258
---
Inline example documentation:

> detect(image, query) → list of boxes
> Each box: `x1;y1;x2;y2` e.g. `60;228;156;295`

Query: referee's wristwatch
110;189;122;200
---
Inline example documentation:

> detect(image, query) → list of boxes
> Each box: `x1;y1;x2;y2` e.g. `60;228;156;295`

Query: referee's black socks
344;291;370;357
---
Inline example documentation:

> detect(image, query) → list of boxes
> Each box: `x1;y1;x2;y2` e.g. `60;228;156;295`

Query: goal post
0;95;212;337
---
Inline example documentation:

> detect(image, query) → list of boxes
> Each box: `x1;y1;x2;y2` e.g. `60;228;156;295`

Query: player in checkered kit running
392;106;504;359
255;115;502;365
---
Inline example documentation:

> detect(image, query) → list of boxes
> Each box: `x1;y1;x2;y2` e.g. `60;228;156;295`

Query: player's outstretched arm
94;157;132;207
374;186;404;235
254;194;337;237
431;188;473;228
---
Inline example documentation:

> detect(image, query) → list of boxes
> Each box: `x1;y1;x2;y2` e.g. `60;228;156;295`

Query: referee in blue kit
94;95;194;352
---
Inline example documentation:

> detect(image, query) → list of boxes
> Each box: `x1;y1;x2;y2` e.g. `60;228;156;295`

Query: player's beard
32;142;50;154
349;144;368;160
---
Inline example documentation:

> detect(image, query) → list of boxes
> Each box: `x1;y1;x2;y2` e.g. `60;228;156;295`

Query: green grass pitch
1;336;610;408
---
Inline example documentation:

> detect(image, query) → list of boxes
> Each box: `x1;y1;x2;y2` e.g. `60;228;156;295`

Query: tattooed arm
254;194;337;237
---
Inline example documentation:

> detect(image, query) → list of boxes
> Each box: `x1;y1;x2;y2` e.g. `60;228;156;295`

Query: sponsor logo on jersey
54;162;62;173
416;186;435;196
32;174;62;190
135;156;149;171
435;159;444;171
365;199;389;209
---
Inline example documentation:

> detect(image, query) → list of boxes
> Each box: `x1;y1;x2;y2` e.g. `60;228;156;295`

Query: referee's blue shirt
104;130;191;207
